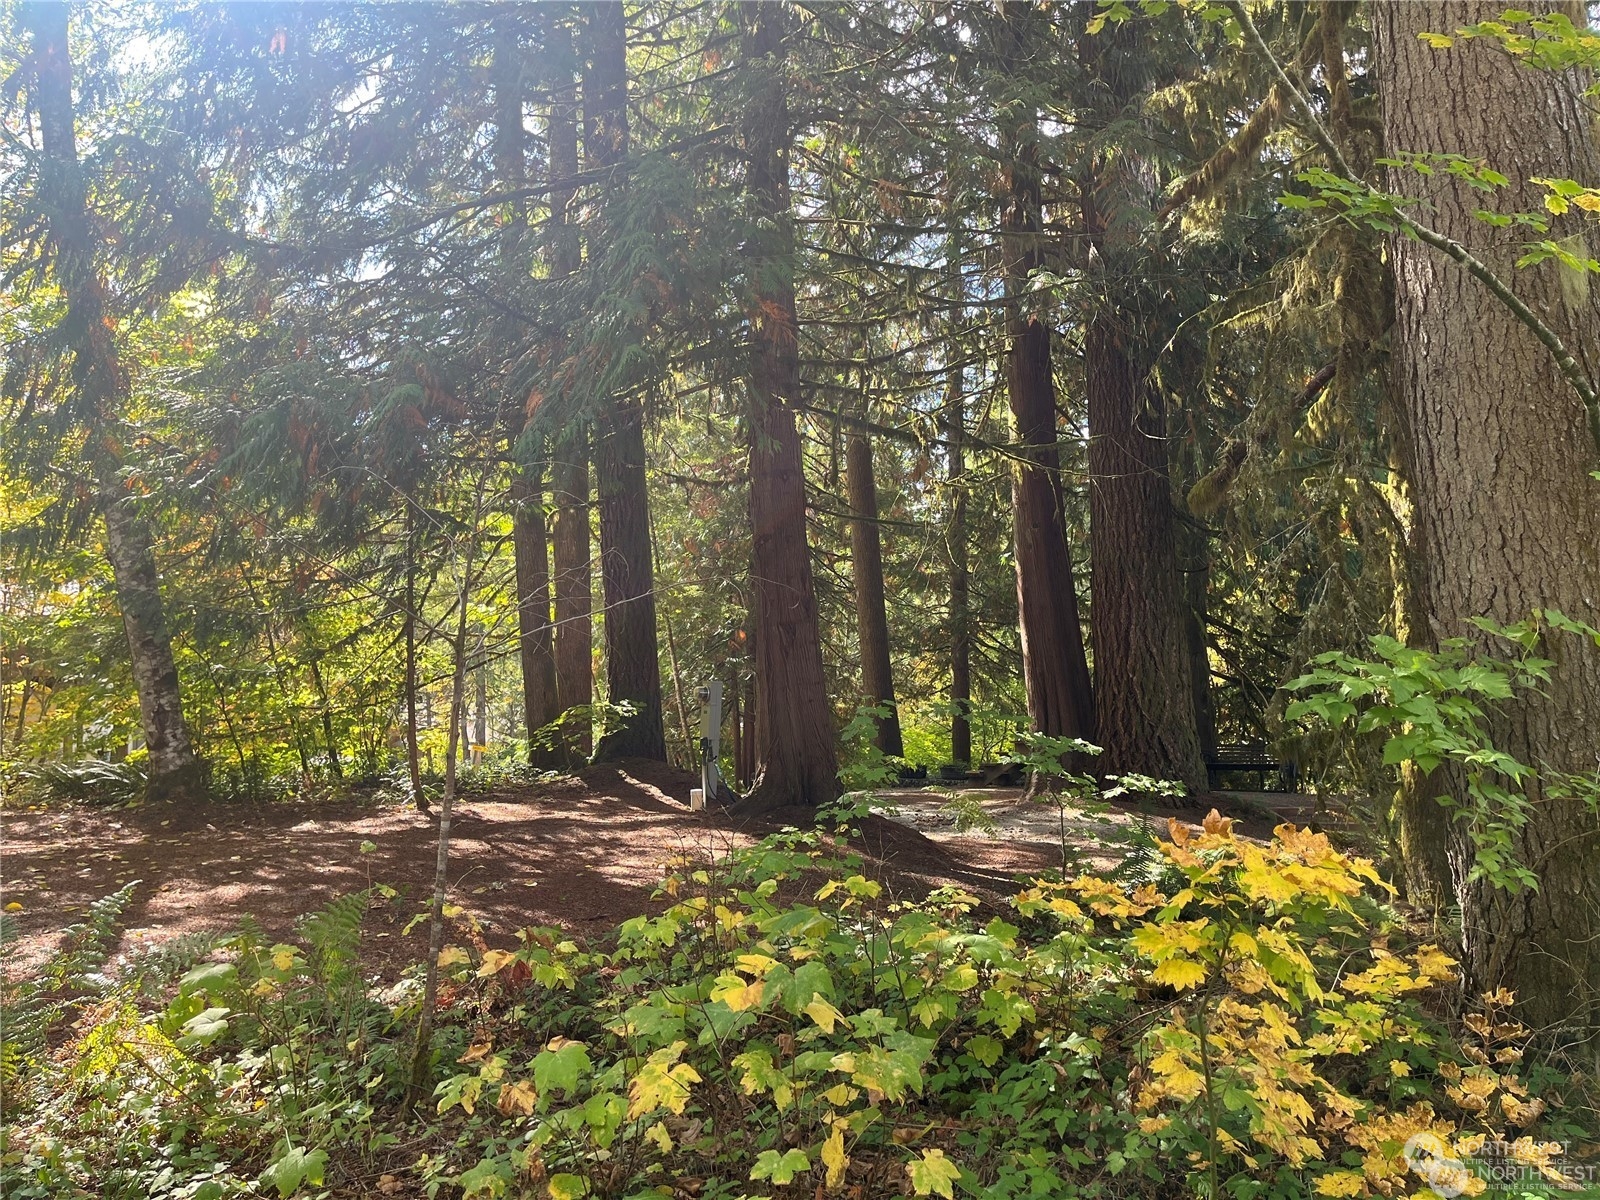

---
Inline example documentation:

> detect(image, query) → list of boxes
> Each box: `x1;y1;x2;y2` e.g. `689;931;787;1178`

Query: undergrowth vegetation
3;812;1594;1200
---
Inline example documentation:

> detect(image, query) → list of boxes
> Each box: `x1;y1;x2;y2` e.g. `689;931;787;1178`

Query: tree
584;0;666;764
547;30;593;760
1374;1;1600;1036
993;2;1095;756
1081;25;1207;795
735;5;839;811
846;420;903;758
492;11;560;766
16;1;206;804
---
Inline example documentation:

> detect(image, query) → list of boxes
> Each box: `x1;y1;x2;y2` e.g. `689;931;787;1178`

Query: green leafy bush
5;816;1590;1200
436;812;1585;1200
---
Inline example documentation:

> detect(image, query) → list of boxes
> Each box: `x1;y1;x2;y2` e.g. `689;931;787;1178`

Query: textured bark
492;15;561;768
1376;1;1600;1037
512;469;560;762
548;53;592;760
26;2;204;804
945;379;972;766
592;399;667;762
585;1;666;763
101;493;204;799
735;5;840;812
1085;318;1208;793
403;502;425;810
551;435;592;758
846;426;903;758
944;208;973;767
997;2;1095;749
1081;17;1206;796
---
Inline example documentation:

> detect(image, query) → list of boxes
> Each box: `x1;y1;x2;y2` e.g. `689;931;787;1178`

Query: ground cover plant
4;804;1594;1200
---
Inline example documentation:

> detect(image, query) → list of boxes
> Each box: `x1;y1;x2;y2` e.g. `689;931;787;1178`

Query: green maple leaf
907;1148;963;1199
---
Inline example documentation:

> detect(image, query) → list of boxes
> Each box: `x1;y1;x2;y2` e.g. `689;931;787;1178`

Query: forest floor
0;761;1321;983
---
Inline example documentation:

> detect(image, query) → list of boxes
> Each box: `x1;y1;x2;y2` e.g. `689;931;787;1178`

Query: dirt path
1;762;1308;981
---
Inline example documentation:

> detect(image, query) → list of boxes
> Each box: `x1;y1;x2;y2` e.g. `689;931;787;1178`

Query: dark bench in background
1206;744;1298;793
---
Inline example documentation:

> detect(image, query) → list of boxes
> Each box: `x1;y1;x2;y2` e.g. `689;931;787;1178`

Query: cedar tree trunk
846;425;903;758
735;5;840;812
585;1;666;762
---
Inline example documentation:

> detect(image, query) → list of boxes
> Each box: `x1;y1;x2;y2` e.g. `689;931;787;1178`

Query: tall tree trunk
943;209;972;767
512;468;559;762
1375;1;1600;1038
584;0;666;763
1085;317;1208;793
26;2;205;803
404;500;425;810
550;440;592;759
846;421;903;758
548;62;592;761
944;377;972;767
1081;21;1207;796
997;2;1095;754
493;14;560;767
735;5;840;812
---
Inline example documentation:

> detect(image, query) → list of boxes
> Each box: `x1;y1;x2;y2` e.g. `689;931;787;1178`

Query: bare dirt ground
1;761;1314;982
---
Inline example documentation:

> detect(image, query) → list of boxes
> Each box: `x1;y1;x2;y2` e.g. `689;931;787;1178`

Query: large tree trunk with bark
945;379;972;767
1080;20;1206;796
944;211;973;767
512;469;559;762
1085;317;1208;793
493;14;561;767
997;3;1095;752
1376;0;1600;1039
26;2;204;804
548;56;592;762
735;6;840;812
584;0;666;763
592;400;667;762
846;424;903;758
551;435;592;758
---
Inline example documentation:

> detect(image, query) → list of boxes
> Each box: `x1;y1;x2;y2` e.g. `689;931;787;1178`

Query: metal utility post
692;682;732;809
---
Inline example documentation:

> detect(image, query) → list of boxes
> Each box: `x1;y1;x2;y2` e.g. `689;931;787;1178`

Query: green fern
1;882;140;1097
122;928;227;994
1107;818;1181;890
298;890;369;991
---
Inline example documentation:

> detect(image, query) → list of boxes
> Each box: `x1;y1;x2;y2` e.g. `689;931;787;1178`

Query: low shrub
3;812;1591;1200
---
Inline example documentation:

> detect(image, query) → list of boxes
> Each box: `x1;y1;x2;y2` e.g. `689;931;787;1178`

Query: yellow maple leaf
1152;958;1209;991
821;1125;849;1187
804;996;845;1033
1314;1169;1365;1196
477;949;516;977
